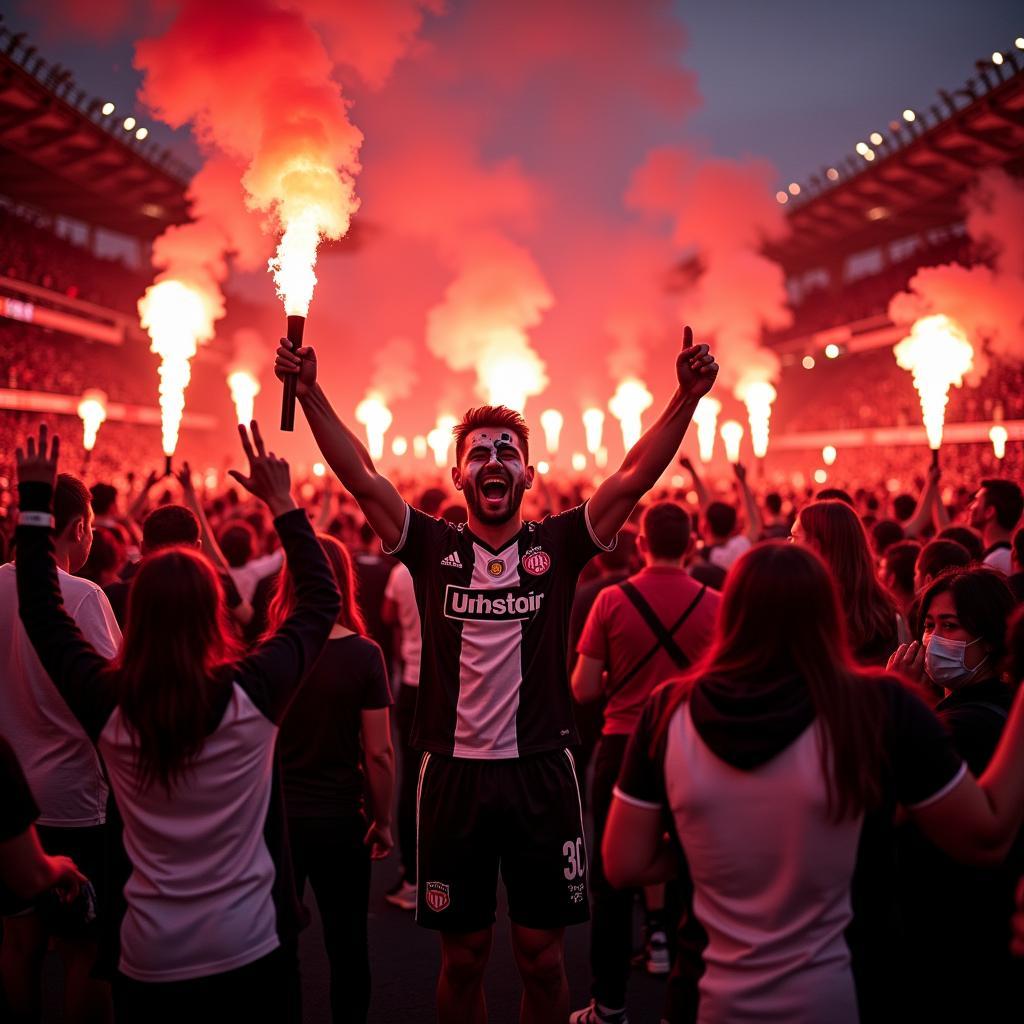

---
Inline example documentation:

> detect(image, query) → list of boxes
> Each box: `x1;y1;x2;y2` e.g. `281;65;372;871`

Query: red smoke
889;169;1024;384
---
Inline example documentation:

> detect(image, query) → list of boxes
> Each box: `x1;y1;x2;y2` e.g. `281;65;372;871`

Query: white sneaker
645;930;670;976
384;879;417;911
569;1000;628;1024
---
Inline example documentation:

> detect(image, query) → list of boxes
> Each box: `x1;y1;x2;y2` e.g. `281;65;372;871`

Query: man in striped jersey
276;327;718;1023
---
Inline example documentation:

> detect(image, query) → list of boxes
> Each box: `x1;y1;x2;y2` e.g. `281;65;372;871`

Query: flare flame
582;408;605;455
692;396;721;463
227;370;260;425
720;420;744;464
138;279;218;457
77;389;108;452
608;379;653;452
736;379;777;458
355;392;394;460
540;409;564;455
990;425;1008;460
893;314;974;450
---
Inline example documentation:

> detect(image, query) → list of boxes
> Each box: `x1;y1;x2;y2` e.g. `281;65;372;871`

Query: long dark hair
116;548;241;794
917;567;1016;671
656;542;888;821
799;500;899;659
266;532;365;637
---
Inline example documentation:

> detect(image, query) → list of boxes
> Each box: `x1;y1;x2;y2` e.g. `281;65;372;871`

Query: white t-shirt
982;543;1013;576
228;549;284;604
384;562;421;687
0;561;121;826
708;534;752;571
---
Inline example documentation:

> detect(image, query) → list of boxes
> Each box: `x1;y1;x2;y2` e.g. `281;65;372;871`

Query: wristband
18;511;55;529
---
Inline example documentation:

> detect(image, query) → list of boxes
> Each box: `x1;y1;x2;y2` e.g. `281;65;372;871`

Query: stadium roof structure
0;33;190;240
769;47;1024;275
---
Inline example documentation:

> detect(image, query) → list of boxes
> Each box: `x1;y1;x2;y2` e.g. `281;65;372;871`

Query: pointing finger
681;325;694;349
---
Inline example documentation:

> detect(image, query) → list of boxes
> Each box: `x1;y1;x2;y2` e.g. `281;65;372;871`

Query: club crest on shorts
521;547;551;576
425;881;450;912
487;558;505;577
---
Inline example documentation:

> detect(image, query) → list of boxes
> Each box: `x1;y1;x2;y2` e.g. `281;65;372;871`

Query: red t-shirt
577;565;719;736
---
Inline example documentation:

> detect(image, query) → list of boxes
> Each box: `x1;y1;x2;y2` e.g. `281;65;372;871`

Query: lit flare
736;380;777;458
227;370;260;425
355;392;393;460
990;425;1008;460
77;389;108;452
540;409;564;455
138;279;217;457
692;397;721;463
893;315;974;450
720;420;744;464
582;408;604;455
608;379;653;452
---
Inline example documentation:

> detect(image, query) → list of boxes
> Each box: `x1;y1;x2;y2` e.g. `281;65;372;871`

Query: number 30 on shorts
562;837;586;880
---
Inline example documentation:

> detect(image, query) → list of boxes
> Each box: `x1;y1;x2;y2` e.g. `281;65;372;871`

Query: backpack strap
606;582;706;697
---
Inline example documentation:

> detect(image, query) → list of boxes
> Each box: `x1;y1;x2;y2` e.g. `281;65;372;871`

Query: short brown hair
453;406;530;464
54;474;92;536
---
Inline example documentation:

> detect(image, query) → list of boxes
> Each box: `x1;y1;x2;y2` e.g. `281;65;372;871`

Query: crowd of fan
0;206;151;316
1;400;1024;1021
775;348;1024;434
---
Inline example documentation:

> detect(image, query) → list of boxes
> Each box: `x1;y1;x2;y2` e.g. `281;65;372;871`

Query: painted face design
458;428;530;525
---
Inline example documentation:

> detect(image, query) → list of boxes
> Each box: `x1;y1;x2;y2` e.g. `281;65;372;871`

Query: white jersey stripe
452;540;523;758
413;752;432;925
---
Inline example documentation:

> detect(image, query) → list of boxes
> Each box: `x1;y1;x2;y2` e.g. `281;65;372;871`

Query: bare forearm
619;390;699;493
364;751;395;827
301;384;377;487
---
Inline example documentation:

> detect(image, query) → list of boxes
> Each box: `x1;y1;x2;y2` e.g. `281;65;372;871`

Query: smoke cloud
889;168;1024;383
626;146;791;393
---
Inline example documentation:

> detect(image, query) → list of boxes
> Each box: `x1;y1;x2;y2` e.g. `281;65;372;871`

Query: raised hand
16;424;59;488
227;421;296;518
275;339;318;397
675;326;718;400
175;461;197;498
887;641;926;682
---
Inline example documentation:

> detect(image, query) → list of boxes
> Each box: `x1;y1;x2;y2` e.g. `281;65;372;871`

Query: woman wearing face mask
889;566;1022;1021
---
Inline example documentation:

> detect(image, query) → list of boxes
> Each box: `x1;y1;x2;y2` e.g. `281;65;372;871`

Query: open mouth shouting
479;473;510;509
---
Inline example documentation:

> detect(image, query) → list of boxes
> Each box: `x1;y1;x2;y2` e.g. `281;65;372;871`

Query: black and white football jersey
385;502;613;759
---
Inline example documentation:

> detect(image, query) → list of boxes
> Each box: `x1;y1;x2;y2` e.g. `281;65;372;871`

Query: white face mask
925;634;987;690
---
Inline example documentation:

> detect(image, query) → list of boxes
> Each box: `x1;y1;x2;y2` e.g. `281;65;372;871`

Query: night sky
6;1;1023;452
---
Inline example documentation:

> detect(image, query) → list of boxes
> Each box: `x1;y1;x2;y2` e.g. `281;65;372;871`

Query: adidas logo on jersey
443;585;545;621
440;552;463;568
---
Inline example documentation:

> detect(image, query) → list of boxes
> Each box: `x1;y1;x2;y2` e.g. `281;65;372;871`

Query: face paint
459;428;530;525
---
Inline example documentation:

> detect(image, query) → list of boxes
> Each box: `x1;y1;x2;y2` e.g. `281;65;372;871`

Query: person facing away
792;499;904;664
969;477;1024;576
890;566;1023;1020
570;501;719;1024
0;471;120;1024
276;324;719;1024
604;541;1024;1024
271;532;394;1024
13;422;340;1024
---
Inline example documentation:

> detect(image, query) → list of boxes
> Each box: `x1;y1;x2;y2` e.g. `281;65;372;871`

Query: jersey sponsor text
444;585;545;621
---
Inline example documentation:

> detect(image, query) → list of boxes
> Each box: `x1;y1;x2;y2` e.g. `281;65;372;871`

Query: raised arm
230;422;341;721
679;456;711;514
733;462;763;542
275;341;406;549
588;327;718;547
176;462;253;624
903;464;941;539
15;426;116;740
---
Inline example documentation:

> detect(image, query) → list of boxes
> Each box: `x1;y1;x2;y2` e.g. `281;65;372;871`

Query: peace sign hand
227;421;296;518
16;424;59;488
675;326;719;400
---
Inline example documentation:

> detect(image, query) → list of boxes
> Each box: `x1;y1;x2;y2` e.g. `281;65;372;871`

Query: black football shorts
415;748;590;932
